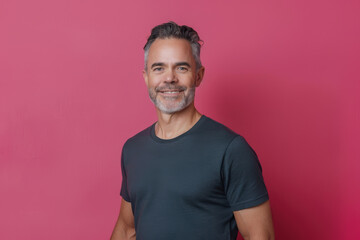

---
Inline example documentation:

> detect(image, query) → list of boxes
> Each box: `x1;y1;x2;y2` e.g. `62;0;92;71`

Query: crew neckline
150;114;207;143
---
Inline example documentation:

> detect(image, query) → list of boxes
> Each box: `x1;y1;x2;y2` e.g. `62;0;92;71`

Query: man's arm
110;198;136;240
233;200;275;240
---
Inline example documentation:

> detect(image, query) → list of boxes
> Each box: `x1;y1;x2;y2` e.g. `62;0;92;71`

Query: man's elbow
125;228;136;240
110;224;136;240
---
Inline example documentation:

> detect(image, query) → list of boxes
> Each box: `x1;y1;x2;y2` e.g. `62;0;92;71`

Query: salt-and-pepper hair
143;21;203;71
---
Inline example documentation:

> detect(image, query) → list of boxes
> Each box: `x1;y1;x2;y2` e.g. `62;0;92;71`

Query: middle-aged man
111;21;275;240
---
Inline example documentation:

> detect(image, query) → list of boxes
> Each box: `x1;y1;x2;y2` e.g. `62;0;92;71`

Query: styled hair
143;21;203;71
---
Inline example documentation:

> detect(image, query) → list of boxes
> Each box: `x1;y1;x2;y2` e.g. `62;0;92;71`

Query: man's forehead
147;38;194;62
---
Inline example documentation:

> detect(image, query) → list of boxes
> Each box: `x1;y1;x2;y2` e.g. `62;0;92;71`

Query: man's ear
195;66;205;87
143;69;148;87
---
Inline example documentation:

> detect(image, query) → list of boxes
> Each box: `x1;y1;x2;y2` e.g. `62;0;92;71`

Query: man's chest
125;146;226;205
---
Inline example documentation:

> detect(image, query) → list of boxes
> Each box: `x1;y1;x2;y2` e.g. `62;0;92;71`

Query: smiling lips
157;86;185;94
159;89;183;93
158;89;184;96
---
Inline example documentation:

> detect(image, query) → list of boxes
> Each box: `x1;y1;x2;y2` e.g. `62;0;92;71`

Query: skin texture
110;37;275;240
110;199;135;240
234;200;275;240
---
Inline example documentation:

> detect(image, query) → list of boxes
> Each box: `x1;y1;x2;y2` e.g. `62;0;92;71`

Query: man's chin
155;102;186;114
151;94;194;114
157;106;184;114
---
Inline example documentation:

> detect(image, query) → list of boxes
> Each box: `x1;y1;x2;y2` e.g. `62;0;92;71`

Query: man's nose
164;69;177;83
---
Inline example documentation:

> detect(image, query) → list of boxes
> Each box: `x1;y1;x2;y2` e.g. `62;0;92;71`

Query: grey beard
149;87;196;114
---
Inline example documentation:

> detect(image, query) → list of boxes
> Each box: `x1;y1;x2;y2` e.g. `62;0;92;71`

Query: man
111;22;274;240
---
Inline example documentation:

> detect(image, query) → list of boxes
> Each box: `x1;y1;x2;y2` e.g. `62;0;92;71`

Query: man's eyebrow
150;62;191;69
174;62;191;67
151;62;165;69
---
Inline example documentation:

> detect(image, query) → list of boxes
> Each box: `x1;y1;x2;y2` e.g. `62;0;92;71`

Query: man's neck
154;104;202;140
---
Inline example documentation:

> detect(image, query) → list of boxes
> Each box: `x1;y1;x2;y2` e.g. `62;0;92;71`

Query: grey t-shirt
120;115;269;240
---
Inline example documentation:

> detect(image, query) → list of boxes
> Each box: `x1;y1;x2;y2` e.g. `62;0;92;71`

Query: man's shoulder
200;115;240;139
123;123;154;148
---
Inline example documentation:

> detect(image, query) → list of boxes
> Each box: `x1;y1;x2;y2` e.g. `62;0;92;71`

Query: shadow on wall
210;74;342;240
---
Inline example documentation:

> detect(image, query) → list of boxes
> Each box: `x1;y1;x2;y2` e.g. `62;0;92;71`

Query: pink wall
1;0;359;239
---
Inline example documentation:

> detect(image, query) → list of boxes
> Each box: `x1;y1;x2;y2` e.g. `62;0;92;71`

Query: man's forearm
110;222;136;240
242;231;275;240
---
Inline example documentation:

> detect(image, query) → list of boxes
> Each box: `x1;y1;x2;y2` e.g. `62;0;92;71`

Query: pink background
1;0;359;239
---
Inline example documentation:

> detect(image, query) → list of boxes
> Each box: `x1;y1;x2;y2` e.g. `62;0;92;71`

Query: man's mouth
159;90;183;93
156;85;186;97
157;89;184;97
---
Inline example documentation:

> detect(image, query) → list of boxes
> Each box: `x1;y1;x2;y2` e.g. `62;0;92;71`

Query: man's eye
177;66;188;71
153;67;163;71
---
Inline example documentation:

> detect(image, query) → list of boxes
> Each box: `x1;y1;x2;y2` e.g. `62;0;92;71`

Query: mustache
156;85;187;92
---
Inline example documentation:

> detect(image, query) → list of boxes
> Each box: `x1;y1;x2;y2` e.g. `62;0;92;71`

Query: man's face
143;38;204;114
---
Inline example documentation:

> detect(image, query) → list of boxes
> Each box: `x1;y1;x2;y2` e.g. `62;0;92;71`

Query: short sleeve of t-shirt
222;135;269;211
120;145;131;202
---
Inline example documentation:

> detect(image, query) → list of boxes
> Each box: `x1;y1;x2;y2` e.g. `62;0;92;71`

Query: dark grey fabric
120;115;269;240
